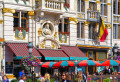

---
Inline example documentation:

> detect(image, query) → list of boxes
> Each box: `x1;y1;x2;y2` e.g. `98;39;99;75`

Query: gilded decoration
78;13;83;18
51;42;57;49
3;8;15;13
15;32;26;40
107;3;111;5
54;31;57;38
106;24;111;29
38;28;42;36
0;20;3;24
40;41;45;48
28;11;34;16
85;21;89;26
69;17;78;23
96;1;100;3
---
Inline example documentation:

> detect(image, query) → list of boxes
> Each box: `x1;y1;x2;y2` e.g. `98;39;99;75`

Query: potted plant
64;2;70;11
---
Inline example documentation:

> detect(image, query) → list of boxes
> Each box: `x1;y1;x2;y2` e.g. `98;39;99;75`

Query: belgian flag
99;17;108;42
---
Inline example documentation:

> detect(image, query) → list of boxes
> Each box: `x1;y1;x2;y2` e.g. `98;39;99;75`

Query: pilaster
69;21;77;46
84;22;89;44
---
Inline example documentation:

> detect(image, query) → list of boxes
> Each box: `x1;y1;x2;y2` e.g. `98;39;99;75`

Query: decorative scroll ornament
38;28;42;36
54;31;57;38
51;42;57;49
40;41;45;48
3;8;15;13
69;17;78;23
28;11;34;16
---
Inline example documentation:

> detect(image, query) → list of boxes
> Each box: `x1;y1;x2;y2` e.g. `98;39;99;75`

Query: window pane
113;25;116;39
89;24;92;39
113;0;116;14
77;22;80;38
81;0;85;12
81;23;84;38
64;19;69;32
118;1;120;15
89;2;96;11
77;0;80;12
58;23;62;32
104;5;107;16
13;12;19;27
97;52;106;60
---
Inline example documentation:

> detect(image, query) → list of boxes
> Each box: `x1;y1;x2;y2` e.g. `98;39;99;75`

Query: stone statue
42;23;51;35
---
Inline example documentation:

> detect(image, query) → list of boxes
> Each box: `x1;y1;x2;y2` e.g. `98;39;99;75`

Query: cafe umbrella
78;60;102;66
102;60;120;66
40;62;56;68
53;61;76;68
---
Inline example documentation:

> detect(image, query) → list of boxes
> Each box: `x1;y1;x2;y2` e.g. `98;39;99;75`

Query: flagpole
111;0;113;58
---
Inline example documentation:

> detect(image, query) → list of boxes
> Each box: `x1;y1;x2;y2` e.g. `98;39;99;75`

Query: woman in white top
19;75;26;82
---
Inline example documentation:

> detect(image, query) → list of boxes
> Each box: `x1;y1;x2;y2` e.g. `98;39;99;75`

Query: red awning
38;49;69;60
61;46;88;60
7;43;41;59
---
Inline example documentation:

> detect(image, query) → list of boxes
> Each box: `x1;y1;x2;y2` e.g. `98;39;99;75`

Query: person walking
61;72;71;82
77;71;83;82
44;73;50;82
18;75;26;82
2;75;9;82
19;70;25;78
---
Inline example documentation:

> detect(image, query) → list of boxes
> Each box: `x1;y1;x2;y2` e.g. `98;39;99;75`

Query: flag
99;17;108;42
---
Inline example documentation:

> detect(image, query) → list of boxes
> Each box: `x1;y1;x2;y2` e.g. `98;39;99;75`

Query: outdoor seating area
33;60;120;82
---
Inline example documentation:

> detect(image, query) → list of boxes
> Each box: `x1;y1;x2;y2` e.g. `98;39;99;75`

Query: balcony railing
87;9;100;22
35;0;64;11
59;32;70;44
113;14;120;23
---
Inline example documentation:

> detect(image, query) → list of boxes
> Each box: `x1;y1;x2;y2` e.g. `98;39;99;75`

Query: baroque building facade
0;0;119;78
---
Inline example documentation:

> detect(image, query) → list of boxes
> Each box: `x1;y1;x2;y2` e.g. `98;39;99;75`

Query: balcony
59;32;70;44
35;0;64;12
87;9;100;22
113;14;120;23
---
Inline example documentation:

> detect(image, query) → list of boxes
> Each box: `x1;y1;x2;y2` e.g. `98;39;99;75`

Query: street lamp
113;43;119;58
27;42;33;56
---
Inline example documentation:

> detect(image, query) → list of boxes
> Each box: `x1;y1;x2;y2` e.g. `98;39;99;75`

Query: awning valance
7;43;41;59
61;46;88;60
38;49;69;60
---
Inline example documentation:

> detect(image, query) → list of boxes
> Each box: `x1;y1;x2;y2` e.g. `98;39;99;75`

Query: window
89;2;97;11
101;0;107;16
89;23;96;39
58;19;69;32
77;22;84;38
113;24;120;39
77;0;85;12
113;0;120;15
13;12;28;30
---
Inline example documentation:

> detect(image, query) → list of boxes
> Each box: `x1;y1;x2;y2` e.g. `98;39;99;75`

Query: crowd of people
0;66;120;82
38;71;87;82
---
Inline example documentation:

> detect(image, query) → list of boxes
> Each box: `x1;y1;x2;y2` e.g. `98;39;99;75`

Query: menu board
5;62;13;74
